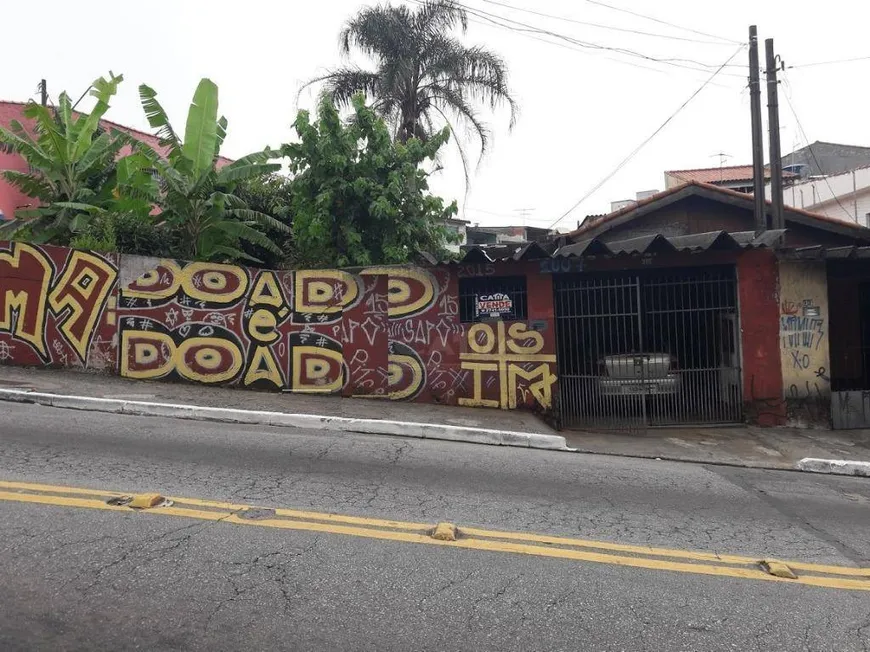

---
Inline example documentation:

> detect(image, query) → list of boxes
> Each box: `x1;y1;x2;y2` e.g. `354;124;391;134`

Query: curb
0;389;571;452
796;457;870;478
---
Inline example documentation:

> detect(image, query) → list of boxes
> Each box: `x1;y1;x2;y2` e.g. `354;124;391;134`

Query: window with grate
458;275;528;323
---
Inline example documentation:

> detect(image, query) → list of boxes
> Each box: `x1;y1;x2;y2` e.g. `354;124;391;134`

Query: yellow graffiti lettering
202;272;227;291
175;337;243;383
506;323;544;355
467;323;496;354
193;347;225;371
124;260;182;299
460;321;556;410
182;263;248;303
246;308;279;344
458;361;500;408
361;267;437;318
48;251;117;363
294;270;360;314
244;346;284;387
291;346;344;393
0;243;52;358
388;354;425;401
120;331;175;379
507;364;556;409
250;272;285;308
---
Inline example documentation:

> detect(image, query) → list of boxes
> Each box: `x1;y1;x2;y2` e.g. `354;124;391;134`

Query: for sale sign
475;292;513;319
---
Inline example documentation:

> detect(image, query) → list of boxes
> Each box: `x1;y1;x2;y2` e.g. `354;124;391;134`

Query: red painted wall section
0;242;119;370
455;261;557;411
0;243;557;413
737;249;785;425
0;151;34;220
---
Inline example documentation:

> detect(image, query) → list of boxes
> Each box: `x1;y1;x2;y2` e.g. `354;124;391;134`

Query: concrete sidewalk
564;426;870;472
0;366;567;450
1;366;870;473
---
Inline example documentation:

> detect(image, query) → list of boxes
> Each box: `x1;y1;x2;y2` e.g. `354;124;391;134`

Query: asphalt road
0;402;869;651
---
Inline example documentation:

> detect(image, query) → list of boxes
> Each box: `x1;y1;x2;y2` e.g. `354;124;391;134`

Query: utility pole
39;79;48;107
748;26;766;233
765;38;785;230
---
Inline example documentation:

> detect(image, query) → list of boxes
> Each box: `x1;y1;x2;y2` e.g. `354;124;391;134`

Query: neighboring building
664;164;795;194
465;224;552;246
554;181;870;430
442;217;469;253
0;100;233;221
782;141;870;177
608;189;660;214
765;165;870;226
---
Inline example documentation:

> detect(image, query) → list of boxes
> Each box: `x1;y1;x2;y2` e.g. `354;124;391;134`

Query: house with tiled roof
664;164;796;194
0;100;233;220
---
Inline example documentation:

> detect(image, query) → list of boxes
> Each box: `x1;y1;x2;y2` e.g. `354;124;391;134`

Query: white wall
765;167;870;225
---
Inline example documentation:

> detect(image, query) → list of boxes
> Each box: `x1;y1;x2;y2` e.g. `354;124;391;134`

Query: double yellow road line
1;480;868;592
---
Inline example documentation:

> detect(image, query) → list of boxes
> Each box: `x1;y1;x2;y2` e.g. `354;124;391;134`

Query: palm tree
134;78;289;263
303;0;517;173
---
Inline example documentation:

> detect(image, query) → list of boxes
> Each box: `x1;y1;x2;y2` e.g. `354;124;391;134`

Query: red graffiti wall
0;244;558;413
0;242;118;370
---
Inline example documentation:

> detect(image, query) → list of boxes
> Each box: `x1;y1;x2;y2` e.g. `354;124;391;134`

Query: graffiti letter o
175;337;243;383
468;323;495;354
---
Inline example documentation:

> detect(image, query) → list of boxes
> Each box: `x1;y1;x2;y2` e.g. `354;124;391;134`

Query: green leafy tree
0;73;154;244
234;174;296;268
283;95;457;268
303;0;516;176
134;78;288;263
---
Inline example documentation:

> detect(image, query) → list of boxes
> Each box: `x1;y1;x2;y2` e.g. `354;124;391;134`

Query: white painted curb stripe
0;389;570;451
796;457;870;478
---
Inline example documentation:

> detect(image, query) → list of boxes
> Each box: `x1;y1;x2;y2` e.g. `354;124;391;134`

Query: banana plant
134;78;288;262
0;73;146;243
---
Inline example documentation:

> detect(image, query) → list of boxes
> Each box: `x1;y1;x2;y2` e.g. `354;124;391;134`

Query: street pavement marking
1;480;868;592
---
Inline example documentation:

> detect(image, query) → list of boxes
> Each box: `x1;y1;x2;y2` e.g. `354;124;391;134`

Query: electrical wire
584;0;742;45
460;1;746;73
788;55;870;69
407;0;747;79
780;71;854;221
476;0;733;46
547;44;746;229
462;13;740;89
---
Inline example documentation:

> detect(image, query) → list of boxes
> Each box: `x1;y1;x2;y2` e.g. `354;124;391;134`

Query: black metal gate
555;266;742;429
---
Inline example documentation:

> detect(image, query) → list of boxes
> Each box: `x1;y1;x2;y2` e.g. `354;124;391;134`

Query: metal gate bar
555;267;742;430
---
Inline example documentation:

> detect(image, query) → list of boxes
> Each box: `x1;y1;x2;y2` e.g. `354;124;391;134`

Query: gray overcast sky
3;0;868;230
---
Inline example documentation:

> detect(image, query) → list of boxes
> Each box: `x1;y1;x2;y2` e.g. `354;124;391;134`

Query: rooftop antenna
710;152;733;183
512;207;535;227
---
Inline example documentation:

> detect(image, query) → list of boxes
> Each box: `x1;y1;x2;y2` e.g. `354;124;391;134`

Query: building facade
4;181;870;431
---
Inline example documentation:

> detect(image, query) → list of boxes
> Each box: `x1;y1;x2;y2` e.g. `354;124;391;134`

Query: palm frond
414;1;467;36
208;244;261;264
23;101;71;164
76;131;125;176
226;208;290;233
73;73;123;160
2;170;55;201
138;84;182;154
215;220;282;255
311;69;382;107
0;121;55;171
340;4;415;61
216;162;282;185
